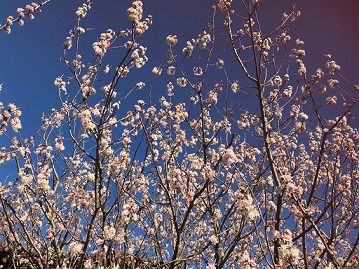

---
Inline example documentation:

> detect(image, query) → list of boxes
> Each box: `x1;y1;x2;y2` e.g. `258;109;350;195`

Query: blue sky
0;0;358;136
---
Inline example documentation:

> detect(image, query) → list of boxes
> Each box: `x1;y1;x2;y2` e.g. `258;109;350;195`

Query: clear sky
0;0;358;136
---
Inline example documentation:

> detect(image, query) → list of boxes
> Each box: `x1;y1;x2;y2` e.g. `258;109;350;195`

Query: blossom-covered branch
0;1;51;34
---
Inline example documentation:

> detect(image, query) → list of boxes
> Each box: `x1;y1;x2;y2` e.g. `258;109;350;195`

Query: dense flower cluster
127;0;143;24
76;3;90;18
92;29;115;56
0;102;22;133
166;34;178;46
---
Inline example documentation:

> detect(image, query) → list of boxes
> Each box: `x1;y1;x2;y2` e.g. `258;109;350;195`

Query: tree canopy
0;1;358;268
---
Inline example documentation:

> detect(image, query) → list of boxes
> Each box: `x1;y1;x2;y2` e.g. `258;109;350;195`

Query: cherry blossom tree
0;0;358;268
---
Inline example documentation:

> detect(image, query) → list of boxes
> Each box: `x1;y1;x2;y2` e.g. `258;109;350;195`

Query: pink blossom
26;4;35;12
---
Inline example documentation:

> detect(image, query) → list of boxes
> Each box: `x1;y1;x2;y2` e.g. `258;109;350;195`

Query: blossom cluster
92;29;115;56
181;31;211;56
0;102;22;133
76;2;91;18
1;1;47;34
